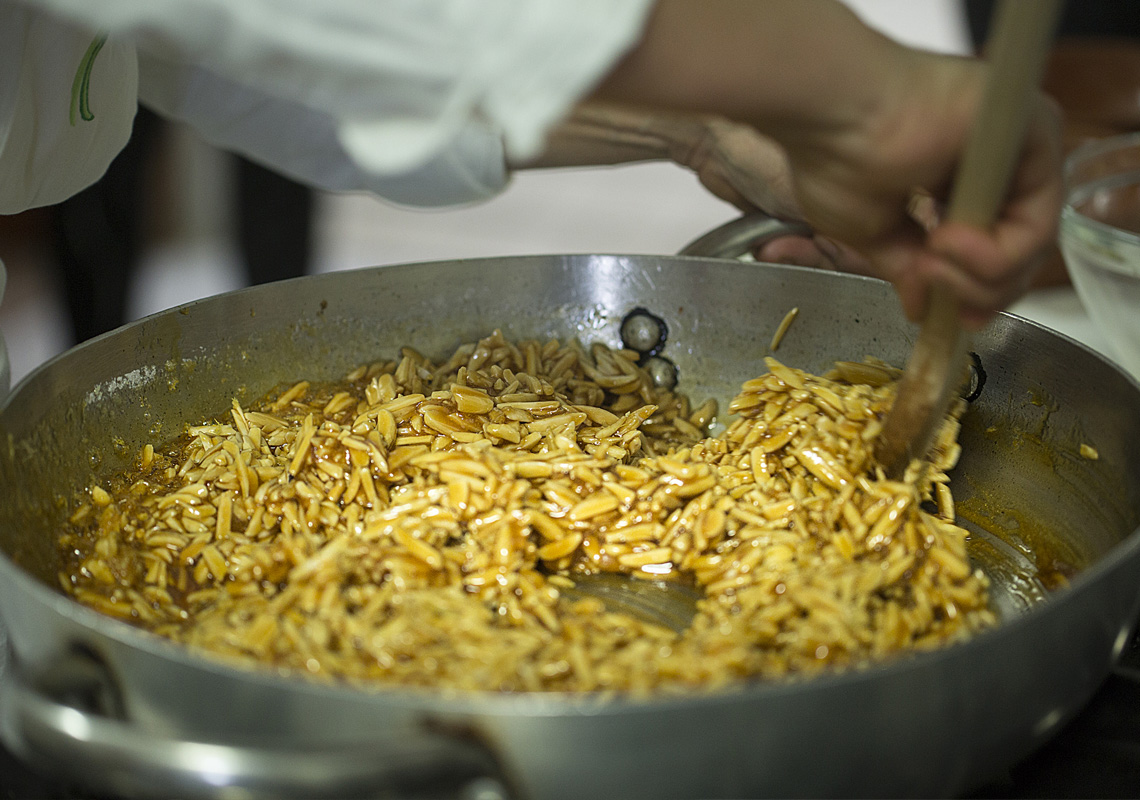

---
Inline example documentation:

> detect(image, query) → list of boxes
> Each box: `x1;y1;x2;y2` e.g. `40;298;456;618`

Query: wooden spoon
874;0;1064;478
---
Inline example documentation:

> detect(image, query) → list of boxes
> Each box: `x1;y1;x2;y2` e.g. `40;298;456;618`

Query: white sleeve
0;2;137;214
137;53;508;207
20;0;655;197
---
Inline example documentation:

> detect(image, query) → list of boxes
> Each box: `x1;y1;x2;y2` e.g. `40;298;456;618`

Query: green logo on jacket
70;34;108;125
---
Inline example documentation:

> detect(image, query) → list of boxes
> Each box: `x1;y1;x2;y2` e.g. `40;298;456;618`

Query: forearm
514;0;896;171
590;0;908;151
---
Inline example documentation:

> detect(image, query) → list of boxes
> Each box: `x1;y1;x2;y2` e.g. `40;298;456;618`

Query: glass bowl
1059;132;1140;379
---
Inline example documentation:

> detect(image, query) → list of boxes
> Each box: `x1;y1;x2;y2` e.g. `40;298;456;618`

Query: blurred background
0;0;1131;386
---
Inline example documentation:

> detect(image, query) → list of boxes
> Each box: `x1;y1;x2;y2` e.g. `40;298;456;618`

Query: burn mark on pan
965;351;987;402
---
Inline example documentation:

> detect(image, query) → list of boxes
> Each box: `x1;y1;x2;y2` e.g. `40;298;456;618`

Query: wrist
514;102;713;169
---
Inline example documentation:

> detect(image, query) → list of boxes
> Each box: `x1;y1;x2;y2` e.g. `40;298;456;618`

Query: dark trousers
49;107;314;343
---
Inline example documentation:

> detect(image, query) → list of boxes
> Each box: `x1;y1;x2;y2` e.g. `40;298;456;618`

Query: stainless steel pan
1;219;1139;799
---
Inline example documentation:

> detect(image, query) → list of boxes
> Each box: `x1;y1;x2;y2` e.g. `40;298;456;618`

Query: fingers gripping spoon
874;0;1063;478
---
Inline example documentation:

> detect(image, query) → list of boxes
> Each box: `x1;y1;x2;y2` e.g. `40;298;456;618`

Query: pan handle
0;651;515;800
677;213;813;260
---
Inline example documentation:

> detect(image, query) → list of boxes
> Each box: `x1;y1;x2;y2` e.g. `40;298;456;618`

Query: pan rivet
644;356;678;390
620;307;668;358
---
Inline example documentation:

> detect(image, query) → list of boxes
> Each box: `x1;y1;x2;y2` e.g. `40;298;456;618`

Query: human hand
669;118;887;275
516;104;805;218
593;0;1065;329
776;53;1064;330
517;103;863;271
668;117;798;218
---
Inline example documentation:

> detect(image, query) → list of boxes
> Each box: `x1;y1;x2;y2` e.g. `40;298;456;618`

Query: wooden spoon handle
874;0;1063;478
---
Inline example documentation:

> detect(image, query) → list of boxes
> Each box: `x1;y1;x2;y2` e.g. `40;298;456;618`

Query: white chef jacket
0;0;656;397
2;0;656;207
